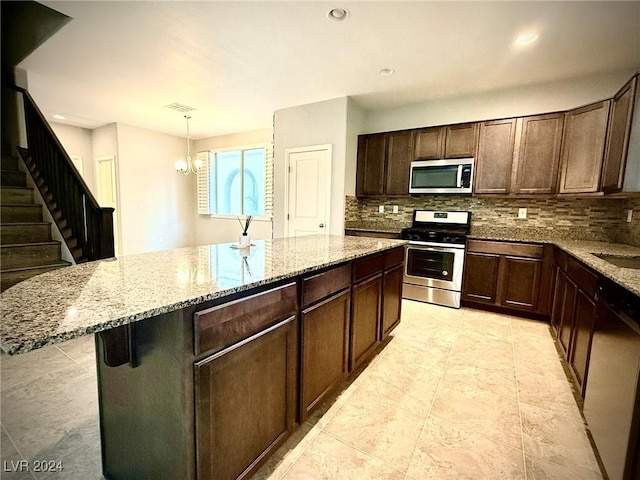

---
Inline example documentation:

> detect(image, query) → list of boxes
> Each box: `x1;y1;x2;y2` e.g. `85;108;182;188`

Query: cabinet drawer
194;282;297;355
467;239;543;259
302;263;351;308
567;257;598;298
353;253;384;283
384;246;405;270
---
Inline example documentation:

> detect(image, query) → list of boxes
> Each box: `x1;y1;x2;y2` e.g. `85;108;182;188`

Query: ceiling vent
164;102;196;113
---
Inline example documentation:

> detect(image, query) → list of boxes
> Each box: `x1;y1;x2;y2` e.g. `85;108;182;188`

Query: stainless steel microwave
409;158;474;194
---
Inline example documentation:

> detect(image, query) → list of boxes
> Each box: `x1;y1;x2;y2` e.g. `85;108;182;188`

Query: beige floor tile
449;334;515;370
517;370;582;420
406;416;526;480
323;387;426;472
460;310;513;344
525;454;604;480
520;402;601;476
441;362;517;400
430;381;522;449
0;346;79;393
281;431;405;480
251;423;322;480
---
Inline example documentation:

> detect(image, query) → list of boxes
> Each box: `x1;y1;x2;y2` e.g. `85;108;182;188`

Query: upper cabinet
512;113;565;195
474;118;517;194
601;75;638;193
356;130;412;197
558;100;611;194
412;123;478;160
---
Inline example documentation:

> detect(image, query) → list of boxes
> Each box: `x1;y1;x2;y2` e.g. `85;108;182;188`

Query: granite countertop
0;235;406;355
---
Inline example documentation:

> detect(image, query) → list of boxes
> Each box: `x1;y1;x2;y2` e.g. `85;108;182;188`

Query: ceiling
19;1;640;139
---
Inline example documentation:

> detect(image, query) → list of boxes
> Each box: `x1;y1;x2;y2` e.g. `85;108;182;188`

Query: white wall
363;69;637;133
273;97;349;238
115;123;195;255
192;128;273;245
50;122;96;193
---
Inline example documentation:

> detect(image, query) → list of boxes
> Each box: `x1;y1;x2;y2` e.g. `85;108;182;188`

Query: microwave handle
456;165;463;188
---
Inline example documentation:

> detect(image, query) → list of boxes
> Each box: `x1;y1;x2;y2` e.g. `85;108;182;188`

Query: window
197;144;273;217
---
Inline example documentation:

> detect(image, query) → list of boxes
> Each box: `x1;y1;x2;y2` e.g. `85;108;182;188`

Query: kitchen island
0;235;406;480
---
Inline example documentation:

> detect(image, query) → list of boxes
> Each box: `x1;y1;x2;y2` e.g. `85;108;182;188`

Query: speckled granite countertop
468;229;640;297
0;235;406;355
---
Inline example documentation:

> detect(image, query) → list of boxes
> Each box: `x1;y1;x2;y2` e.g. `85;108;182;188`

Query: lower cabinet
462;240;548;314
381;264;403;338
194;317;297;480
550;248;599;396
300;289;350;420
350;273;382;371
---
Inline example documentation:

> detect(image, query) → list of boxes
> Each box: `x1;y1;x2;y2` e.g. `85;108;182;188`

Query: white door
96;156;120;256
285;145;332;237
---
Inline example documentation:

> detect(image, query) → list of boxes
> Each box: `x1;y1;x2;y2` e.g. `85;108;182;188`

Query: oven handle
405;244;464;256
456;165;463;188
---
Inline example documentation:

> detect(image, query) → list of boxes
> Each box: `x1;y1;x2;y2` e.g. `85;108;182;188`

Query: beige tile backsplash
345;195;640;246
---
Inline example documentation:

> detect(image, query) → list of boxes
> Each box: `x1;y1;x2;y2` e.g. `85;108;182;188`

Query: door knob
319;223;325;228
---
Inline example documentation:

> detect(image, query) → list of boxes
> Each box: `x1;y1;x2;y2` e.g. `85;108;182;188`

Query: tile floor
0;301;604;479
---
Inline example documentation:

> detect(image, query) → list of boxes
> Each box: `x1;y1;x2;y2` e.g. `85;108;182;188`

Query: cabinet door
602;76;638;193
569;289;596;395
350;274;382;371
444;123;478;158
514;113;564;195
462;252;500;304
474;119;517;194
558;277;577;356
558;100;611;193
301;290;350;419
550;267;566;336
413;127;444;159
356;134;386;196
500;256;542;311
385;131;413;195
195;317;296;480
381;264;403;339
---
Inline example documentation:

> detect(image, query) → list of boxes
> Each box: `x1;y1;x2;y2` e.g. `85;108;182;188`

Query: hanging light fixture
174;115;203;175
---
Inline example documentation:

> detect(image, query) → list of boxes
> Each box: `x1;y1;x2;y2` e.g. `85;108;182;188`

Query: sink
593;254;640;269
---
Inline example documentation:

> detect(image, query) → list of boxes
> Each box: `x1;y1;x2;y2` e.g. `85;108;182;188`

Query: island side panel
96;309;196;480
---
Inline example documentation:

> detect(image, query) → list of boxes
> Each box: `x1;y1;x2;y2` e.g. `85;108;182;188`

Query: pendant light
174;115;203;175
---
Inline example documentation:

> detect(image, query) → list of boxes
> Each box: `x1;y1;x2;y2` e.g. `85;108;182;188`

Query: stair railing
15;86;114;262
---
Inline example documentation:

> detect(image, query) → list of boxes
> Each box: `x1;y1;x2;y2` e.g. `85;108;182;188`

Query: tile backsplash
345;195;640;245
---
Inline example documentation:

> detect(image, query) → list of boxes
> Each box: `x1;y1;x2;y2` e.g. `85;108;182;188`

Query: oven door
404;243;465;291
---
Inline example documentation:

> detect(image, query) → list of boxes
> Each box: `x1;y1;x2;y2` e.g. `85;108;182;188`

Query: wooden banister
15;86;115;261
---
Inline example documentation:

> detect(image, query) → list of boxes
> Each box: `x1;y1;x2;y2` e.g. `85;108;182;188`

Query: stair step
1;170;27;187
1;157;20;172
0;186;33;204
0;241;62;269
1;262;71;292
0;223;52;243
1;204;42;222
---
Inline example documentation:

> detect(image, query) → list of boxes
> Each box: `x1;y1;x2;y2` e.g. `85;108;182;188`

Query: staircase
0;155;70;291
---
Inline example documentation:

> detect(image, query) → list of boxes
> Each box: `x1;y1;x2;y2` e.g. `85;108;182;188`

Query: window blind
196;151;210;214
264;143;274;218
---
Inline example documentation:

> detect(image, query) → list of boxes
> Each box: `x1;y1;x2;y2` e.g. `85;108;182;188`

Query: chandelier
174;115;203;175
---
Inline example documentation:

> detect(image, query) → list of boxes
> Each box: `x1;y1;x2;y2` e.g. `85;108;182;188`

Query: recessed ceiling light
327;8;349;22
515;32;539;46
52;114;66;120
378;68;395;77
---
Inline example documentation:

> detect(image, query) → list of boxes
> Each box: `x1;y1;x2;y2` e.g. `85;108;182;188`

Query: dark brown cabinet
558;100;611;194
513;113;565;195
474;118;517;194
299;263;351;420
381;247;404;338
356;131;412;197
602;75;638;193
356;133;386;196
412;123;478;160
550;248;599;396
195;316;297;480
462;240;547;314
350;254;383;371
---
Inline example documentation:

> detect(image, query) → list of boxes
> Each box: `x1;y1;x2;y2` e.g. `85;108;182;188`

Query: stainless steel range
400;210;471;308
